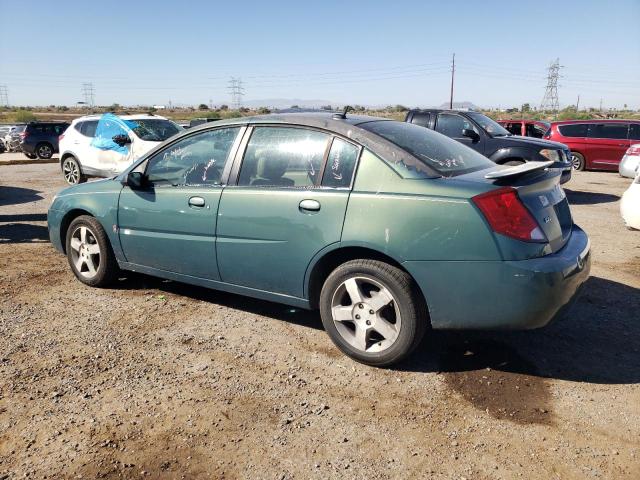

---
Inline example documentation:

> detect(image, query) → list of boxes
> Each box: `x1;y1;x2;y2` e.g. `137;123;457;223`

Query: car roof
551;119;639;125
71;113;170;123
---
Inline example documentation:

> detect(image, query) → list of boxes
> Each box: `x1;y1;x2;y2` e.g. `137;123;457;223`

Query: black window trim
226;123;363;191
138;124;247;189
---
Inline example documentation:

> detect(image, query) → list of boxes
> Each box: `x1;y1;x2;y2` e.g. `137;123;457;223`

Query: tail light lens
472;187;547;243
20;131;27;139
59;134;65;142
626;145;640;156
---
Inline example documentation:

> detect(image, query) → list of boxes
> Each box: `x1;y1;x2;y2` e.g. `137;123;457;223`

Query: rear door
216;126;360;298
117;126;243;279
587;123;630;170
434;113;485;154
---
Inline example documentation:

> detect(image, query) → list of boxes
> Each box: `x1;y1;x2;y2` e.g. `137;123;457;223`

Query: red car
497;119;550;139
545;120;640;171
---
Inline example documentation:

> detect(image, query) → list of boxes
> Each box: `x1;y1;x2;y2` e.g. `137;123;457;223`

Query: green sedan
48;113;590;366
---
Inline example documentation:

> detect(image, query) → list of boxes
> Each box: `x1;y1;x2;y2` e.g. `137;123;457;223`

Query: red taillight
626;145;640;156
59;134;65;141
472;187;546;243
20;131;27;139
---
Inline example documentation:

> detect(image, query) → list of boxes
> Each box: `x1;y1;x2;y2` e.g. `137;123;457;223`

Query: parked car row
498;118;640;173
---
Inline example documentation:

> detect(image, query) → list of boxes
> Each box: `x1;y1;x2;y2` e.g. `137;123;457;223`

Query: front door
434;113;485;154
216;127;360;298
117;126;242;279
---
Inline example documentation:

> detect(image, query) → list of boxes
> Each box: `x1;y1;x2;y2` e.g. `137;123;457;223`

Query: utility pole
227;77;245;109
0;85;8;107
539;58;562;116
599;98;603;112
449;53;455;109
81;82;95;108
576;94;580;111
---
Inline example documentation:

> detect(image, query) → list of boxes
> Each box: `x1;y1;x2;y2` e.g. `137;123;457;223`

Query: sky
1;0;639;109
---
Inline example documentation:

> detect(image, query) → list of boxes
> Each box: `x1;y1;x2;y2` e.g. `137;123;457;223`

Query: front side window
321;138;359;188
127;119;181;142
238;127;329;187
360;120;494;177
558;124;588;137
588;123;629;140
435;114;476;138
145;127;240;186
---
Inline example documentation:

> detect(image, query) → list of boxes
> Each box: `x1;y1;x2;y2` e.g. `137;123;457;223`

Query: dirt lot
0;163;638;479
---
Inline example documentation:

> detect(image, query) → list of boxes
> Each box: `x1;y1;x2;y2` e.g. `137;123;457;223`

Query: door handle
299;199;321;212
188;196;206;207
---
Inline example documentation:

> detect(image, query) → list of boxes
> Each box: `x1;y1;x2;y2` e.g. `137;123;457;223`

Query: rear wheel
571;152;585;171
62;156;86;185
36;142;54;159
65;216;119;287
319;259;427;367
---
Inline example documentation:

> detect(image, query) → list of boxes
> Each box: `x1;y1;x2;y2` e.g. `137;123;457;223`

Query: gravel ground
0;164;638;479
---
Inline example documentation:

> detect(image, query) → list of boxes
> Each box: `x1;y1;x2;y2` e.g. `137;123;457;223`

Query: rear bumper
404;225;590;330
619;155;640;178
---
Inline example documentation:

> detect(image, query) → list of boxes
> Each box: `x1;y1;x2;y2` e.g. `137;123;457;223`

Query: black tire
62;156;86;185
65;215;119;287
571;152;585;171
319;259;427;367
24;152;37;159
36;142;54;159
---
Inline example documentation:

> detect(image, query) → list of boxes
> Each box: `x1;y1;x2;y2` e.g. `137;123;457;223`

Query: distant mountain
437;101;479;110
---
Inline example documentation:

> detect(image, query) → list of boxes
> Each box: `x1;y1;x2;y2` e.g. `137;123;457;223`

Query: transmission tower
227;77;245;109
0;85;8;107
539;58;562;114
81;82;95;108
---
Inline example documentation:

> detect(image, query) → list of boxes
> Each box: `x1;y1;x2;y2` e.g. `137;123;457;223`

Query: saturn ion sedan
48;113;591;366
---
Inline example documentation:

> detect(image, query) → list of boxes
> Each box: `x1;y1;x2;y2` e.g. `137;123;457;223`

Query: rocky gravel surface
0;164;639;479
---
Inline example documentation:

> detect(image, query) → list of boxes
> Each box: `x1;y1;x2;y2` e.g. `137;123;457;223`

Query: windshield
360;120;494;177
467;112;511;137
128;119;181;142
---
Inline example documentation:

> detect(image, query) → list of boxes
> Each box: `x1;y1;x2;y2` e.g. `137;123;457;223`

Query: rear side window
630;124;640;140
81;120;98;138
238;127;330;188
505;122;522;135
588;123;629;139
321;138;359;188
558;124;588;137
409;112;431;128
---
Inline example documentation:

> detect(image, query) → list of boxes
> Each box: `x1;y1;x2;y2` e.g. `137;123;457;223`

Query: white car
619;144;640;179
59;113;182;184
621;173;640;230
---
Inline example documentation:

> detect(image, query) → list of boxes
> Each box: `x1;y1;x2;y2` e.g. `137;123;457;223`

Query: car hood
498;135;568;150
55;177;118;198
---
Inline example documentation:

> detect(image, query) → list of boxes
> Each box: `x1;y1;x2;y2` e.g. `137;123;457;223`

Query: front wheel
319;259;427;367
66;215;119;287
62;156;86;185
571;152;585;171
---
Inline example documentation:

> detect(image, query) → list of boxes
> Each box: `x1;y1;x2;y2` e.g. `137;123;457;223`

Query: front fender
48;179;124;260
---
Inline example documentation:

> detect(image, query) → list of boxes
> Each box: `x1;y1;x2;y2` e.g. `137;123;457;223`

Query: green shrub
12;110;36;122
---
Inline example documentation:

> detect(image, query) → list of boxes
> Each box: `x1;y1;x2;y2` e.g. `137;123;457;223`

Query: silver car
619;144;640;178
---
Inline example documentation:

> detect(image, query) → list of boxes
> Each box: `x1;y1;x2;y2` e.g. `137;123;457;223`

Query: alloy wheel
571;154;582;170
38;144;53;158
63;159;80;184
69;226;101;279
330;276;401;353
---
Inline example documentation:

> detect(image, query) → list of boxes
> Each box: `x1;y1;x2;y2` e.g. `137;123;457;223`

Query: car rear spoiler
484;161;554;180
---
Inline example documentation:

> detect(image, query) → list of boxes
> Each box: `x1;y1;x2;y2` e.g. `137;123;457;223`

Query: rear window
558;124;588;137
588;123;629;139
360;120;494;177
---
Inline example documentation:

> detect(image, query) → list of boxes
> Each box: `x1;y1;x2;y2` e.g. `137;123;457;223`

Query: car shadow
0;213;48;222
114;273;638;386
0;223;49;243
564;188;619;205
0;186;43;207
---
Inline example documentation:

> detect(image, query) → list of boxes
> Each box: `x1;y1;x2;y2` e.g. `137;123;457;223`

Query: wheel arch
305;244;421;310
489;147;536;164
59;208;94;254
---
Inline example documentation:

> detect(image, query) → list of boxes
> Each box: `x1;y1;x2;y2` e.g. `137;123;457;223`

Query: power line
0;85;8;107
227;77;244;108
540;58;562;114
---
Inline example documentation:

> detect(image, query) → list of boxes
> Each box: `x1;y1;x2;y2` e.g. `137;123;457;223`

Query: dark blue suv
20;122;69;159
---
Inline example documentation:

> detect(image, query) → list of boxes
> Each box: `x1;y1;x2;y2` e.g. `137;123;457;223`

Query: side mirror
112;134;132;147
462;128;480;142
126;171;145;189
